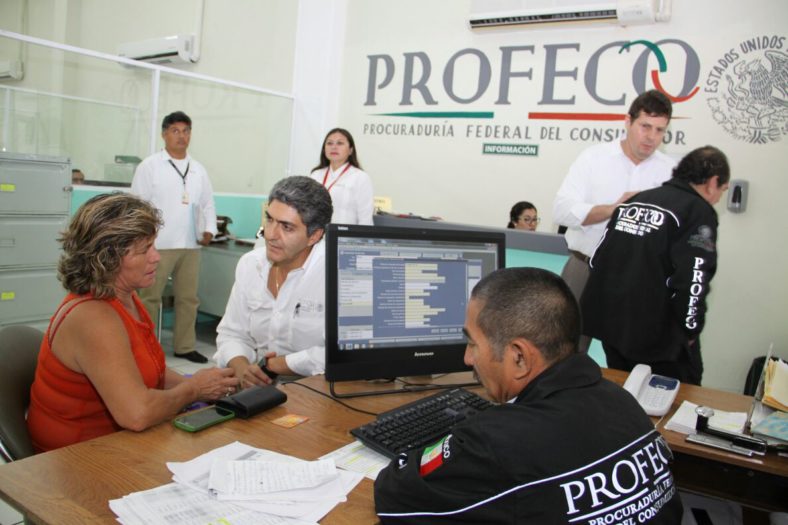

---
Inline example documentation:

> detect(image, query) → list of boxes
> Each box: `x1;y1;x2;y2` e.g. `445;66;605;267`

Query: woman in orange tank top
27;193;239;453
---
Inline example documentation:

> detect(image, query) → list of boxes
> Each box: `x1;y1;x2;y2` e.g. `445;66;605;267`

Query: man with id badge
213;176;332;387
132;111;217;364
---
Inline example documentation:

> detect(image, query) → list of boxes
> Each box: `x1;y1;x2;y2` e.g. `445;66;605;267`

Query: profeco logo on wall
703;35;788;144
361;38;700;155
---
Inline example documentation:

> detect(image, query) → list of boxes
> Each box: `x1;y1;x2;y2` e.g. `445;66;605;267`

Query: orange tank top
27;293;166;453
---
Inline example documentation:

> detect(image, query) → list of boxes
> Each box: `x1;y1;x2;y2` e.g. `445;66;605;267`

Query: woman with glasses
507;201;540;231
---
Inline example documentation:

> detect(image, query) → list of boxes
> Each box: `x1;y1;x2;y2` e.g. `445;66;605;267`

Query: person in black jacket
582;146;730;385
374;267;683;524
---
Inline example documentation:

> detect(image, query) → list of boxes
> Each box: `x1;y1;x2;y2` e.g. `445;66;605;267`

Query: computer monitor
325;224;505;384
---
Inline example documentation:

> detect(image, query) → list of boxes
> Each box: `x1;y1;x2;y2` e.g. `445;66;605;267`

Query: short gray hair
471;268;580;363
268;176;333;236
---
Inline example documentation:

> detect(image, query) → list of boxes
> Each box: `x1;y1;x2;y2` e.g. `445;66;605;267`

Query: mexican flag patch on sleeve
419;434;452;477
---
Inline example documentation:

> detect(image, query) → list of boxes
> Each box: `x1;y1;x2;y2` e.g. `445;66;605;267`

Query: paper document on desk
664;400;747;435
211;458;338;494
109;482;315;525
167;441;362;522
321;440;390;480
752;410;788;443
208;459;344;501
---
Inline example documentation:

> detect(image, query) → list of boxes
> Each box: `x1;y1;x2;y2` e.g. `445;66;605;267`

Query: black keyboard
351;388;493;459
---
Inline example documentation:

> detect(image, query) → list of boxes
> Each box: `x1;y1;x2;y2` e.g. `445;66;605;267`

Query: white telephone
622;364;680;417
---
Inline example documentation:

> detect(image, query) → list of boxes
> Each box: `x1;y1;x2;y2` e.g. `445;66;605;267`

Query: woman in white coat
309;128;374;225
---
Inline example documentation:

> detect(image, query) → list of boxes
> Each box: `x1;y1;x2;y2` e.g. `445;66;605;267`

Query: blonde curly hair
58;192;161;299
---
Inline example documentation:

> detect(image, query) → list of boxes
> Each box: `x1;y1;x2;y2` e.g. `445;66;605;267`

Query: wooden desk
0;374;483;524
0;372;786;524
604;369;788;513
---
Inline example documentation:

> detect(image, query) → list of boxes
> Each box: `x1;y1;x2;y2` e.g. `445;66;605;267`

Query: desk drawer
0;157;70;215
0;216;67;267
0;269;63;325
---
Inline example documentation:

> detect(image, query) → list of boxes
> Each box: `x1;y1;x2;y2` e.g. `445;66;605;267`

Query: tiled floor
161;315;222;375
0;315;221;525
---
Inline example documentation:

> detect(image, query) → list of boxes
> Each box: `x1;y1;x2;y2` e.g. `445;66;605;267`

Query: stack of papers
208;458;342;501
762;358;788;412
320;440;390;480
110;442;363;525
664;401;748;435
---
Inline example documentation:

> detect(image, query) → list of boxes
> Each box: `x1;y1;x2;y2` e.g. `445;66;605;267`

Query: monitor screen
325;224;505;382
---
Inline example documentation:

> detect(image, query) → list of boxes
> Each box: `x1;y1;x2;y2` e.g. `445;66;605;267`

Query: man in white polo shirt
132;111;217;363
553;90;676;352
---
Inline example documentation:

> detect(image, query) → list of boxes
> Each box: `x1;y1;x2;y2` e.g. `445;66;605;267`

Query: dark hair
312;128;362;172
58;193;161;299
161;111;192;131
672;146;730;186
268;176;333;236
507;201;537;229
471;268;580;363
627;89;672;122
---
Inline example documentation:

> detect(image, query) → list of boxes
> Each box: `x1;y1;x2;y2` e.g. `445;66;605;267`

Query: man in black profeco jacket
374;267;683;524
582;146;730;385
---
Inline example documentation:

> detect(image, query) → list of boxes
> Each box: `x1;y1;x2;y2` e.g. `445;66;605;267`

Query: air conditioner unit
468;0;671;29
117;34;196;65
0;59;24;81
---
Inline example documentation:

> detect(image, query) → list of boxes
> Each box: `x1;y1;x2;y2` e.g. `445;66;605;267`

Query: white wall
288;0;349;178
335;0;788;391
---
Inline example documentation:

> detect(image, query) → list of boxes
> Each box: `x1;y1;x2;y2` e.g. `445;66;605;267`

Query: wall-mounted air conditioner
117;34;197;65
468;0;671;29
0;59;24;81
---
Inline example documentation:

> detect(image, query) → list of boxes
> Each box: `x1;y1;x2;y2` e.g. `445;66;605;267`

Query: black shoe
175;351;209;364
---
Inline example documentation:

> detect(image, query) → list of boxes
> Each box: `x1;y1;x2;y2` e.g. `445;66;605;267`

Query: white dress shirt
131;150;218;249
214;240;325;376
552;141;676;257
310;164;374;225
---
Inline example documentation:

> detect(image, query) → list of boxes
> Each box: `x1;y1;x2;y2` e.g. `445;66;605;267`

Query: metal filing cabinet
0;153;71;327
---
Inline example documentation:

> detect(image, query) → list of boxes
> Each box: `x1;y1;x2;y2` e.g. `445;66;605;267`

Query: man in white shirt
552;90;676;351
131;111;217;363
213;176;333;385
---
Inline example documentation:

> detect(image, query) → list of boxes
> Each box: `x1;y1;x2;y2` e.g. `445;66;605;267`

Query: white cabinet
0;153;71;327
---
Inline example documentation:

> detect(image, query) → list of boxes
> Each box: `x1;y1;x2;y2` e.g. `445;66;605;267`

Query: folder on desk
762;358;788;412
751;410;788;443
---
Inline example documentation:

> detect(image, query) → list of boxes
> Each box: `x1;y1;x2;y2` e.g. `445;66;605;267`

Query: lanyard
321;163;351;192
168;159;190;186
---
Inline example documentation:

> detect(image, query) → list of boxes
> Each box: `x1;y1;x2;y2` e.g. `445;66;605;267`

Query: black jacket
374;354;683;524
582;178;719;363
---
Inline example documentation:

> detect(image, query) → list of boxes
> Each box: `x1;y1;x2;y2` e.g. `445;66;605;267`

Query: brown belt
569;250;590;264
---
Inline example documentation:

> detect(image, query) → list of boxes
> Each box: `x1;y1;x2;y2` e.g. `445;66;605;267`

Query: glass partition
0;33;293;192
159;74;293;194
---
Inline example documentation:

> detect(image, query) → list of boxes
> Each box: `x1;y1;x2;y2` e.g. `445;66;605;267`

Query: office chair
0;324;43;462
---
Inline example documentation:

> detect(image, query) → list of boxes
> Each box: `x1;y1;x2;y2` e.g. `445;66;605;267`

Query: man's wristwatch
258;357;279;380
